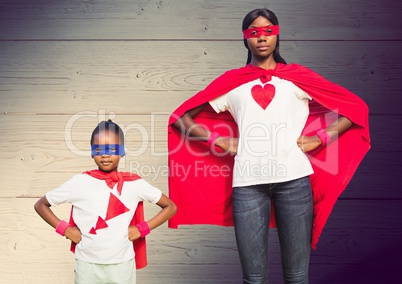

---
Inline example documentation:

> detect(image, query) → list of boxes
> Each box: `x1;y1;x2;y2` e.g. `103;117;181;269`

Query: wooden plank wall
0;0;401;283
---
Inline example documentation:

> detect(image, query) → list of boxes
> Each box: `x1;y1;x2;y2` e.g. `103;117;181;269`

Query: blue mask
91;144;125;156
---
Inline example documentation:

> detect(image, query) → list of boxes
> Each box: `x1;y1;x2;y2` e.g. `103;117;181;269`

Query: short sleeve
46;176;76;206
295;85;312;100
209;93;230;113
134;179;163;204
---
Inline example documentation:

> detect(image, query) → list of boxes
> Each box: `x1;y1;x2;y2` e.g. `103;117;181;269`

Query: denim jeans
233;176;313;284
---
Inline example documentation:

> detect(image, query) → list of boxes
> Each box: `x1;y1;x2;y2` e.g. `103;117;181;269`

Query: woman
167;8;370;284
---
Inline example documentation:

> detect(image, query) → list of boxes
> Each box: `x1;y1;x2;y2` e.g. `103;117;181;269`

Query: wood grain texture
1;199;400;283
0;41;400;115
0;0;400;283
0;0;400;40
0;114;400;199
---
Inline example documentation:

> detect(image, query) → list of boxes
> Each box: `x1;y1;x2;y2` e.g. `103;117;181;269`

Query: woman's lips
257;45;269;51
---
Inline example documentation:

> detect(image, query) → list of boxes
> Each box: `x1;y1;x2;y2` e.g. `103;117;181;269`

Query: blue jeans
233;176;313;284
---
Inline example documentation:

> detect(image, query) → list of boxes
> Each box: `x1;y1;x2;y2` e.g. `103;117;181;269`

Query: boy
35;120;177;283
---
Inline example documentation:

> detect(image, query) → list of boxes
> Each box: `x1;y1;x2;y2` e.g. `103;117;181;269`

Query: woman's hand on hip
297;135;322;153
216;137;238;155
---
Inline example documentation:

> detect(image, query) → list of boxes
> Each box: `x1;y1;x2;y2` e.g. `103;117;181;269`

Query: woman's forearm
325;116;353;139
172;103;211;141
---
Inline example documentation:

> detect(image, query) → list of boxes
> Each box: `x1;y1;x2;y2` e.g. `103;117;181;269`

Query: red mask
243;25;280;38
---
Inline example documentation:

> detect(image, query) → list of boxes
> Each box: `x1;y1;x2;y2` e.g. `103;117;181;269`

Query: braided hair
90;119;124;145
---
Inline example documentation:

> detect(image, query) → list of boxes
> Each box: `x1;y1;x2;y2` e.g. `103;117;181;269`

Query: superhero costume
167;63;370;248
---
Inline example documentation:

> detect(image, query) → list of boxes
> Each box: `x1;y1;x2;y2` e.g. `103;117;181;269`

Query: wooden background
0;0;401;283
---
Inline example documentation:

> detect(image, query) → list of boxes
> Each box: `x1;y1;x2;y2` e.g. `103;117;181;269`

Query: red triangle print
251;84;276;110
89;227;97;235
94;216;108;230
105;192;130;221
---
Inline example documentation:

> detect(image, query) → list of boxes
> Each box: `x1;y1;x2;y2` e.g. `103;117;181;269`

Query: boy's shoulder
69;173;97;182
78;171;145;184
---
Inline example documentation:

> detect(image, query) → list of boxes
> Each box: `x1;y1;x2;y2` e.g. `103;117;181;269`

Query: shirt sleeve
46;176;77;206
134;179;163;204
208;93;230;113
295;84;312;100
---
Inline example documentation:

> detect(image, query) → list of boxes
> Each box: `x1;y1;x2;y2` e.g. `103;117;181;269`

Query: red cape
69;170;147;269
167;63;370;249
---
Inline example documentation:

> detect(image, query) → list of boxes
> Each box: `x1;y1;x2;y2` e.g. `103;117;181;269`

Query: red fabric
68;170;147;269
167;63;370;249
243;25;280;38
105;192;130;221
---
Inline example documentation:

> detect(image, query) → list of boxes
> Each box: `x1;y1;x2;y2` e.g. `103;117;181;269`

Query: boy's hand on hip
128;226;141;241
65;226;82;244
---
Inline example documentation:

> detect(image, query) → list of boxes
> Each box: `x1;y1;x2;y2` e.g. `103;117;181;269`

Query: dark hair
90;119;124;145
242;8;287;65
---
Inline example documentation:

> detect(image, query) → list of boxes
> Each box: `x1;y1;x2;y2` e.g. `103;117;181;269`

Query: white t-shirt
209;76;314;187
46;174;162;264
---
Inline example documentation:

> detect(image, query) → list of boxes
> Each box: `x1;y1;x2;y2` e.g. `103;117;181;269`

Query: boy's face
92;130;122;172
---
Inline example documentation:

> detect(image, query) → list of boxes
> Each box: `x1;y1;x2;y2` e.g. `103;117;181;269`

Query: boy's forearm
34;196;61;229
147;203;177;231
146;194;177;231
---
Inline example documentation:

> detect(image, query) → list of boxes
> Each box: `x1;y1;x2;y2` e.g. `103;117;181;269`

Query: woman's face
246;16;277;60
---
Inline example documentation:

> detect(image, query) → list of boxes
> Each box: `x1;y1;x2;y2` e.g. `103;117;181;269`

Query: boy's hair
90;119;125;145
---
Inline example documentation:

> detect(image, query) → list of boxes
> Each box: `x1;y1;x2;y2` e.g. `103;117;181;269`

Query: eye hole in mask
243;25;280;39
91;144;125;156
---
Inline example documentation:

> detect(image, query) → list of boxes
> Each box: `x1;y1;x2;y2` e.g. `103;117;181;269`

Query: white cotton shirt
209;76;314;187
46;174;162;264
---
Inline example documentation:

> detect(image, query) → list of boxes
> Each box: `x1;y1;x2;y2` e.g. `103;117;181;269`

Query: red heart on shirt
251;84;276;110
